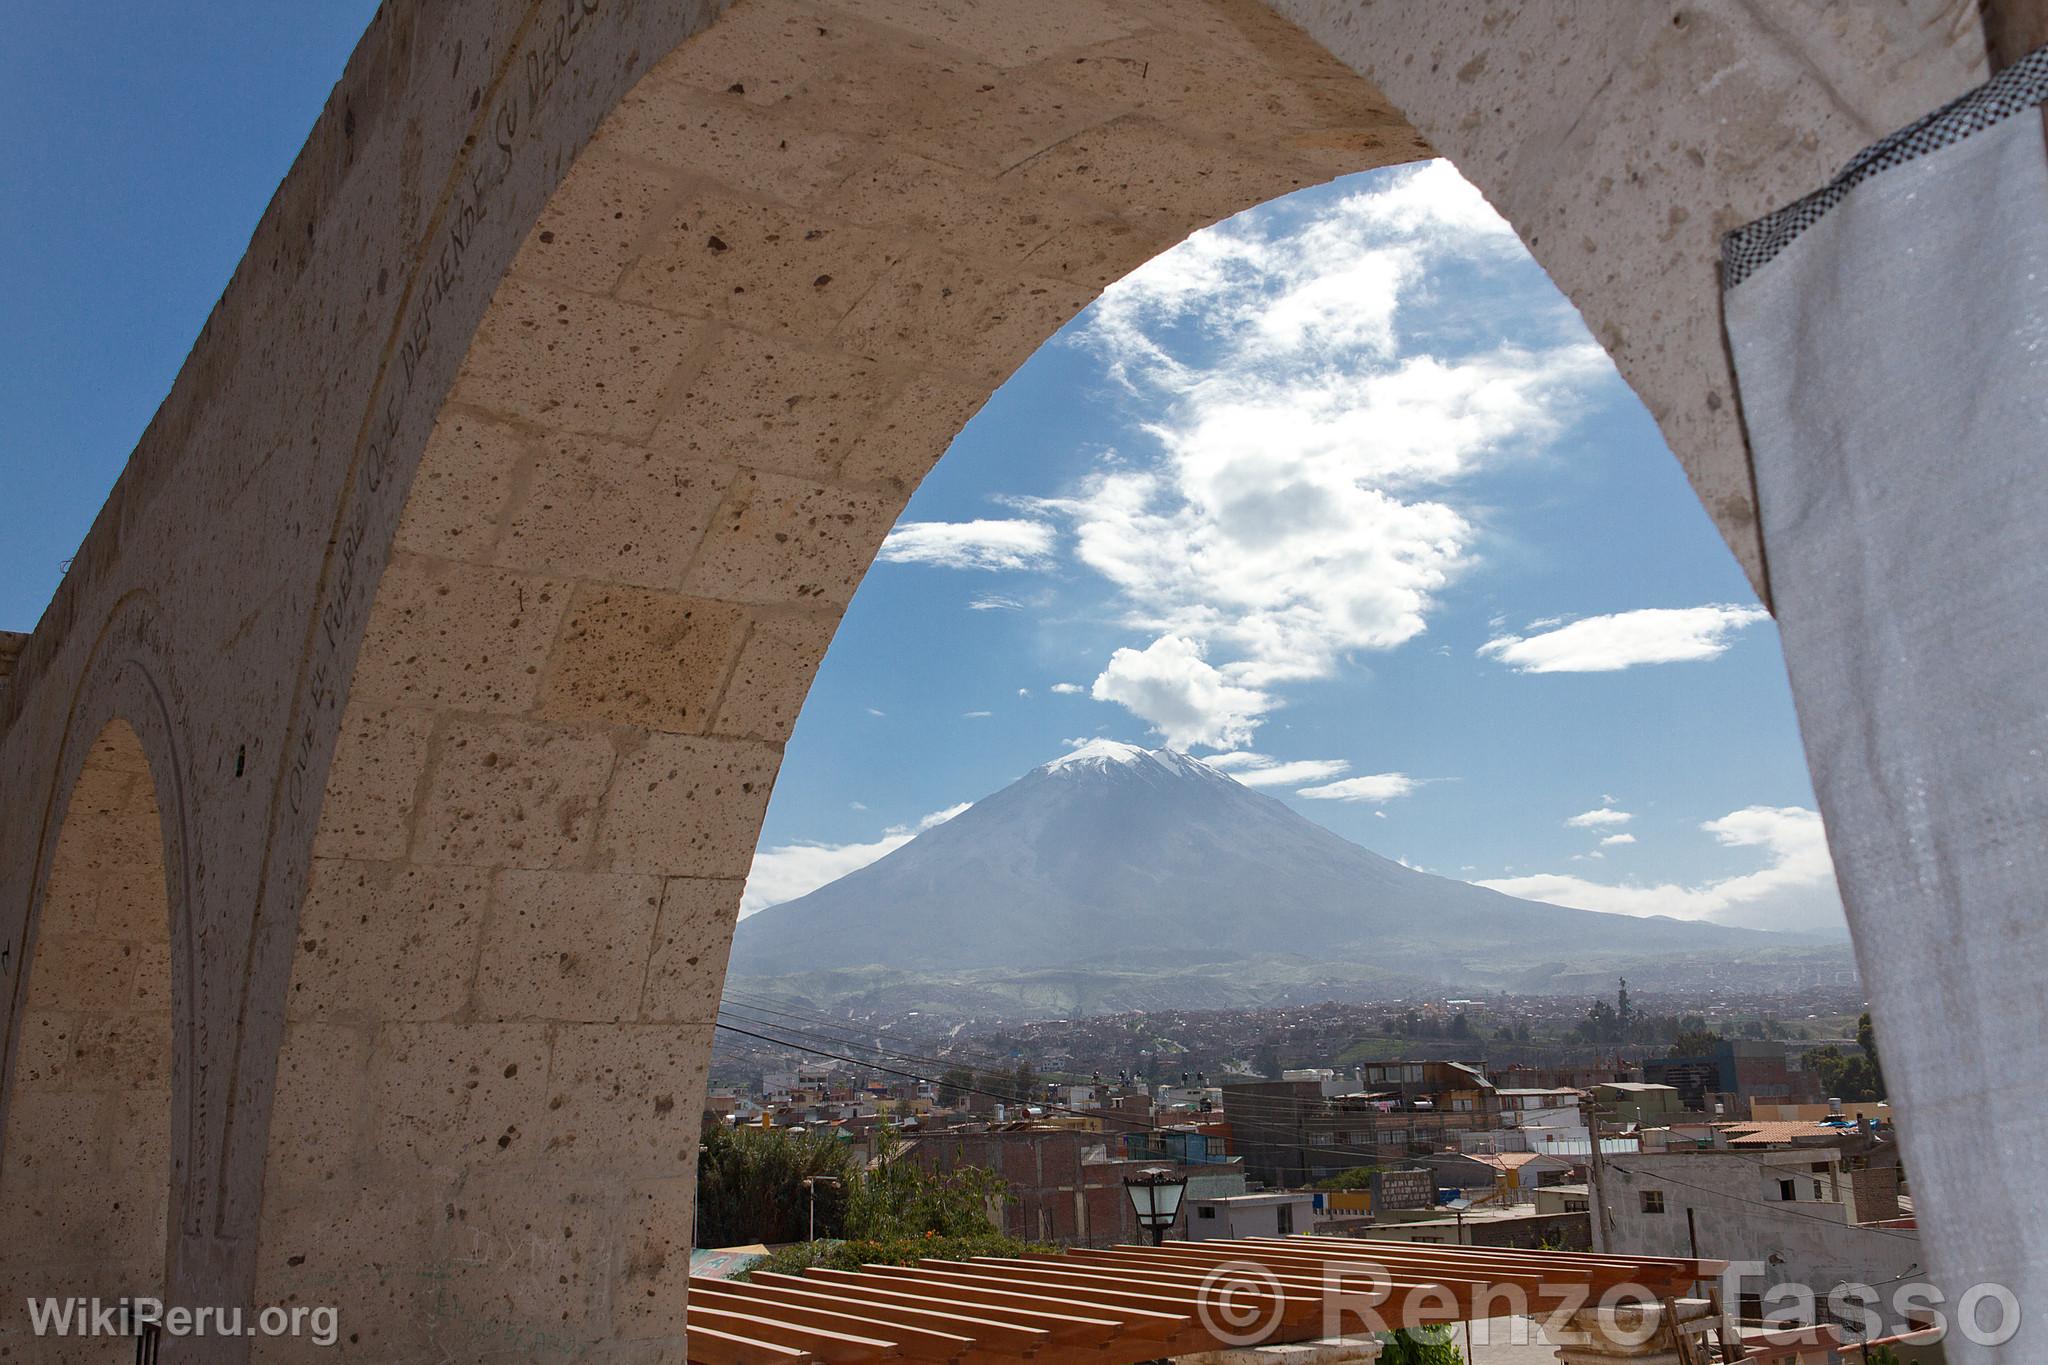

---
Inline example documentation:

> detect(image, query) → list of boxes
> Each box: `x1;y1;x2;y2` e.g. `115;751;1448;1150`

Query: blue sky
0;2;380;629
748;165;1844;936
0;9;1842;938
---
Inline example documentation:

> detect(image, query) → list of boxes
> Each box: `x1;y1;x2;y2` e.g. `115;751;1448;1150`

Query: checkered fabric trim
1722;43;2048;289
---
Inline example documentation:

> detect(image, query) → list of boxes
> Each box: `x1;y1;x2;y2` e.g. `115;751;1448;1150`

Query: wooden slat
854;1265;1188;1337
799;1268;1125;1347
782;1272;1103;1345
689;1307;903;1365
691;1284;972;1363
737;1277;1048;1350
688;1322;821;1365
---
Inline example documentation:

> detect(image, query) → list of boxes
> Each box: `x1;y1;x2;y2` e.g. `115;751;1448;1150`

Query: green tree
1011;1060;1042;1108
1572;999;1622;1046
696;1125;855;1247
1379;1325;1462;1364
1856;1011;1886;1097
970;1069;1014;1113
847;1127;1010;1239
1447;1012;1472;1040
1670;1029;1723;1057
937;1065;974;1108
1313;1166;1383;1192
1807;1042;1883;1103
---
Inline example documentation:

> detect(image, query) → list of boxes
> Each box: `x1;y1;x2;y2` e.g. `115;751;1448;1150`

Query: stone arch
257;5;1432;1354
0;716;176;1311
0;0;1998;1360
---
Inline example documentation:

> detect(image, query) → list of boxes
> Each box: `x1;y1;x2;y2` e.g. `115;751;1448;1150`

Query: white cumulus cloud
1090;635;1272;750
1600;833;1636;847
1041;160;1607;739
1049;682;1084;695
1298;772;1422;803
1479;604;1770;673
878;519;1056;572
1199;752;1353;787
1566;807;1632;829
742;803;971;916
1475;805;1843;932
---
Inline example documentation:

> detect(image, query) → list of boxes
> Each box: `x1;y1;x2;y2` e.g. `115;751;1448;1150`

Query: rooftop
684;1237;1721;1365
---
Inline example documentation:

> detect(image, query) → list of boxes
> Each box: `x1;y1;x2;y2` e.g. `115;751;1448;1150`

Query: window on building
1277;1205;1294;1235
1813;1181;1826;1200
1640;1190;1666;1214
1198;1206;1217;1220
1778;1179;1797;1202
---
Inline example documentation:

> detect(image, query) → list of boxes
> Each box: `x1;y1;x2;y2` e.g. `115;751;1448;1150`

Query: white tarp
1723;48;2048;1357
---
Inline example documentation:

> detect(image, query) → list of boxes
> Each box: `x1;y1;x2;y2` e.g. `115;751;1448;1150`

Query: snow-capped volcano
727;742;1775;990
1040;739;1236;783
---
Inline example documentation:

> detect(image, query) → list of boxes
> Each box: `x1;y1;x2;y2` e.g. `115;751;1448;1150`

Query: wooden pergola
685;1237;1724;1365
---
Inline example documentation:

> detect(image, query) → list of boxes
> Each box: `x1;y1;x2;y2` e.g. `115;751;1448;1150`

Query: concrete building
1599;1140;1922;1331
1223;1068;1506;1186
1351;1206;1591;1251
1641;1039;1823;1112
1594;1082;1687;1127
1188;1190;1317;1241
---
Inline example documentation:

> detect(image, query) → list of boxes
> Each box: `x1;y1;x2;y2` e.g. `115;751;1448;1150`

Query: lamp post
802;1175;840;1241
1123;1166;1188;1246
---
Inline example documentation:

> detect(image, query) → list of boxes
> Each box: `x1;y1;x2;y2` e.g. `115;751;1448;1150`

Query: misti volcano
729;742;1841;1007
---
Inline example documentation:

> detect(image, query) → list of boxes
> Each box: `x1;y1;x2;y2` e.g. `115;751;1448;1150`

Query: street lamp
1123;1167;1188;1246
802;1176;840;1241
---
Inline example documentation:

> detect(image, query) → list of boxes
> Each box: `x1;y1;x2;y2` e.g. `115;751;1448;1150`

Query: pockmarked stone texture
0;0;1996;1360
0;722;172;1311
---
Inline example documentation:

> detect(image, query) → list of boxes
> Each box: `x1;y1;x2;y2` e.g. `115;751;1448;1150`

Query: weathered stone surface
415;717;617;868
349;556;570;714
681;469;899;606
455;277;710;441
539;587;749;732
497;435;734;589
473;870;664;1022
640;878;743;1022
392;407;535;562
599;733;781;876
711;609;837;742
0;722;172;1308
289;862;490;1022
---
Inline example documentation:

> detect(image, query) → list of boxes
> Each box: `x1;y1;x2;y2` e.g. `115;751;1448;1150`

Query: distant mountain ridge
728;742;1847;1010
